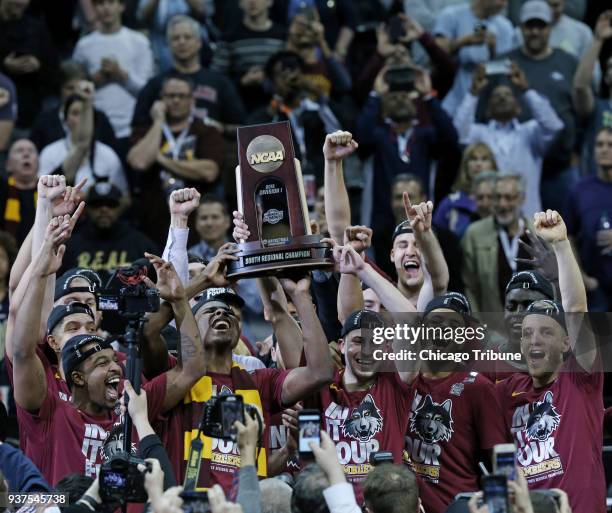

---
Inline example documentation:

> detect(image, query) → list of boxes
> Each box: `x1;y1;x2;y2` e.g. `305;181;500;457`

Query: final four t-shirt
496;357;605;513
306;370;413;503
404;372;507;513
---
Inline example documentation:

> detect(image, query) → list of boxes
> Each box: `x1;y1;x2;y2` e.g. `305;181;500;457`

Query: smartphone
220;395;245;440
370;451;394;466
474;21;487;33
388;15;406;44
385;66;415;92
492;443;516;479
298;410;321;458
484;59;512;76
482;475;510;513
299;5;317;23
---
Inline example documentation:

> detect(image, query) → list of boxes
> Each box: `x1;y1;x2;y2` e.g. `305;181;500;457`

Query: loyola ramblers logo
524;391;561;442
246;135;285;173
410;395;454;444
341;394;383;442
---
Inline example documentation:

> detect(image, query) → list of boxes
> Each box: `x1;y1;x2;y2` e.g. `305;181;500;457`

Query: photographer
11;213;206;485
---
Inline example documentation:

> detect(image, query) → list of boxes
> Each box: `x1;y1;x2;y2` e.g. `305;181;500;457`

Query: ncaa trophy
226;121;333;278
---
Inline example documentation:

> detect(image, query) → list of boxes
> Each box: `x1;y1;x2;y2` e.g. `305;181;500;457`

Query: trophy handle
293;158;312;236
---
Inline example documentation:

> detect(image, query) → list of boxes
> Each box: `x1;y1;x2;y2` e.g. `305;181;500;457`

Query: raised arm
127;101;166;171
144;255;206;412
12;216;71;412
62;83;95;184
572;11;612;118
278;276;334;405
453;66;487;144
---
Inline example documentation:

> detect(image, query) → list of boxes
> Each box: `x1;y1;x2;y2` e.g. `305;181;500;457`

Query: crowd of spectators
0;0;611;513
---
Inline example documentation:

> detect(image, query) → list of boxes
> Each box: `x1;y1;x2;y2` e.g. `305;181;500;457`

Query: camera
98;264;160;315
99;452;151;504
181;491;210;513
388;15;406;44
385;67;415;92
484;59;512;76
200;394;262;441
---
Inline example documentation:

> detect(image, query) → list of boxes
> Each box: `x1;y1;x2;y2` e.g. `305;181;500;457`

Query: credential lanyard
162;117;193;160
183;433;204;492
498;218;524;272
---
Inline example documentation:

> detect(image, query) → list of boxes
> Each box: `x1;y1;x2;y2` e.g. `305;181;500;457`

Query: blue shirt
433;191;478;239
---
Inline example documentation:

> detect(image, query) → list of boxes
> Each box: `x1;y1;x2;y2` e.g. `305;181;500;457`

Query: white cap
520;0;553;24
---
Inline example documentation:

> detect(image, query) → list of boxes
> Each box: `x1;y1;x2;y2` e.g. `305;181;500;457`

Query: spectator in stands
434;143;498;239
136;0;210;72
565;127;612;311
248;50;344;185
285;8;352;99
60;183;159;278
39;84;128;196
364;464;420;513
503;0;579;213
0;73;15;153
403;0;466;34
462;173;534;312
356;66;457;260
454;62;564;218
128;74;225;245
433;0;514;115
29;61;118;154
211;0;287;111
0;0;59;128
573;10;612;175
496;211;604;513
132;14;245;135
0;140;38;244
72;0;154;156
406;293;507;513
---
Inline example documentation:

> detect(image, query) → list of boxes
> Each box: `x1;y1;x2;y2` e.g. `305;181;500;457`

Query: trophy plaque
226;121;333;278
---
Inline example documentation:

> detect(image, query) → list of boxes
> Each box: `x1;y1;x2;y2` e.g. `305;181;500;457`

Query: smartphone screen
221;396;244;438
494;450;516;479
298;411;321;454
482;475;510;513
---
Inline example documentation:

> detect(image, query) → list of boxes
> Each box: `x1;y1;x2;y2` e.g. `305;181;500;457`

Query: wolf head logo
341;394;383;442
525;391;561;442
410;395;453;444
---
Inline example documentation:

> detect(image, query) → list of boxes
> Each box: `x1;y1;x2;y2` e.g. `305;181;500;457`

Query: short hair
454;142;498;193
59;60;88;88
166;14;200;41
493;172;526;195
471;170;497;192
529;491;559;513
260;478;293;513
291;464;329;513
55;473;95;504
364;465;419;513
161;73;195;93
596;126;612;139
199;194;229;215
392;173;425;191
265;50;305;80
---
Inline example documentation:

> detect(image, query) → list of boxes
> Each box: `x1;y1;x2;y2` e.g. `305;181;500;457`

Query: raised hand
509;62;529;92
403;192;433;233
343;225;372;254
53;177;88;217
515;229;559;282
414;68;433;97
232;211;250;242
38;175;67;204
202;243;239;287
470;64;488;96
322;238;366;275
322;131;359;162
595;10;612;41
279;274;312;299
533;210;567;244
36;215;71;277
310;431;345;484
144;254;186;302
169;188;200;219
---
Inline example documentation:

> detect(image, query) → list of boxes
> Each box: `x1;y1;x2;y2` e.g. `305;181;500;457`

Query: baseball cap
47;302;95;335
55;268;98;302
87;182;122;207
525;299;566;332
341;309;384;338
505;271;554;300
61;334;112;388
424;292;472;317
520;0;552;24
391;220;414;245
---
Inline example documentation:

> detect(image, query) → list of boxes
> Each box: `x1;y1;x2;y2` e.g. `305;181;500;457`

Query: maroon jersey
307;369;412;503
496;357;605;513
17;373;167;485
159;366;288;493
404;372;507;513
268;411;300;475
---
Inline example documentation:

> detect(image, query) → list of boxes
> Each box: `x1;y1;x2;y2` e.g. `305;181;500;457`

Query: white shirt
73;27;153;138
38;138;129;196
454;89;564;218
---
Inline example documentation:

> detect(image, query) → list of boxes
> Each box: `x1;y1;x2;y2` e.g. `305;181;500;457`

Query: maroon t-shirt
159;367;288;493
404;372;508;513
17;373;167;485
496;357;605;513
268;411;300;475
306;370;413;503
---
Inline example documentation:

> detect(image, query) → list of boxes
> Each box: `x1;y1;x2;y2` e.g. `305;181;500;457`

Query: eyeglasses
162;93;191;100
493;193;520;202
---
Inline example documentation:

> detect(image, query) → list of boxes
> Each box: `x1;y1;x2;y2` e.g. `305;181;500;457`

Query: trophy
226;121;333;278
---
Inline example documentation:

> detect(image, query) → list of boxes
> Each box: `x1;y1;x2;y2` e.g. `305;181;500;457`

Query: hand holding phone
482;475;510;513
298;410;321;457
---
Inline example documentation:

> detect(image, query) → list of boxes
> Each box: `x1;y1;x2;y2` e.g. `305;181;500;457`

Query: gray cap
520;0;552;24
